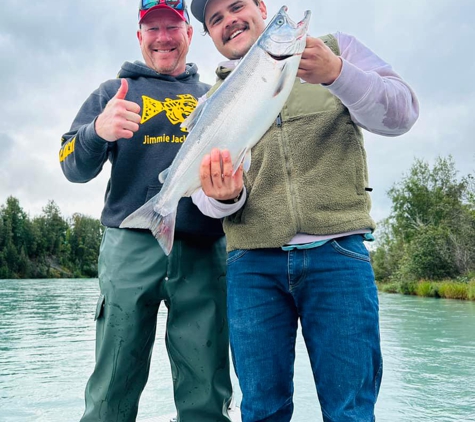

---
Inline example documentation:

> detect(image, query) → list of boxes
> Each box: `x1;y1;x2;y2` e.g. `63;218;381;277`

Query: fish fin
155;211;176;256
119;200;156;231
158;168;170;183
274;62;289;97
233;149;252;174
119;198;176;256
181;100;207;132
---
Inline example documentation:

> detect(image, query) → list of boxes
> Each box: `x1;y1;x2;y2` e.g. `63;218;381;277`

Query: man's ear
259;0;267;19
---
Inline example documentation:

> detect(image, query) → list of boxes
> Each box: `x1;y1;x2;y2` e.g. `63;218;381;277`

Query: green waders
80;228;233;422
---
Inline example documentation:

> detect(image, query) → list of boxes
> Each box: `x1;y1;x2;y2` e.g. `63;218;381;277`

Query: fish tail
119;199;176;256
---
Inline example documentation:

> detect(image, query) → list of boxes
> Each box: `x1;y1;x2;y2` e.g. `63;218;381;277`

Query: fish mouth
269;53;295;61
258;8;311;59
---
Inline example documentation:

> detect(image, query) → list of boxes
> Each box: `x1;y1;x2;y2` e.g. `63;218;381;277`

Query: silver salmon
120;6;311;255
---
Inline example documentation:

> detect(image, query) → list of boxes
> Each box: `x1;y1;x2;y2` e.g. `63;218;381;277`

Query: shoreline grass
377;278;475;301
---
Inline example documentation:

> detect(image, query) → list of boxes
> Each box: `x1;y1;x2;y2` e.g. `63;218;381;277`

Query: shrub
416;281;438;297
406;226;458;280
377;281;399;293
398;280;418;295
438;282;469;300
468;281;475;301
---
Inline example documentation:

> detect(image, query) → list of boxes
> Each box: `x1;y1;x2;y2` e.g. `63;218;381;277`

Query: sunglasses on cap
140;0;186;12
139;0;190;23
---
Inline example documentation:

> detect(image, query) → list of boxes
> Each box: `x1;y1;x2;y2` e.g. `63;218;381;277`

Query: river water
0;279;474;422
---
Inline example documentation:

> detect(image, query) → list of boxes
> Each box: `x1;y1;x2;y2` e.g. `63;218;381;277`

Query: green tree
0;197;31;277
35;200;69;257
371;218;405;282
1;196;29;251
404;225;457;280
68;213;103;277
387;157;466;243
373;156;475;281
0;196;103;279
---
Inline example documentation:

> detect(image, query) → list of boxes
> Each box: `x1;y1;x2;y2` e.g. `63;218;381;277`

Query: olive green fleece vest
212;34;376;251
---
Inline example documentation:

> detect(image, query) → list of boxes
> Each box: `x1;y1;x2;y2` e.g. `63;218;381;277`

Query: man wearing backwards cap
190;0;419;421
59;1;233;421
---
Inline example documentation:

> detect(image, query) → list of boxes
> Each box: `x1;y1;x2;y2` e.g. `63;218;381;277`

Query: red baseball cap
139;0;190;24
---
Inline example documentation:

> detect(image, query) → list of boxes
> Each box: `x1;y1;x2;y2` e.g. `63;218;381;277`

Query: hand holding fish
200;148;244;202
95;79;142;142
297;36;343;85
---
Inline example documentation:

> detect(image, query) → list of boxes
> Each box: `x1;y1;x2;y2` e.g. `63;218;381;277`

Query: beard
143;46;185;76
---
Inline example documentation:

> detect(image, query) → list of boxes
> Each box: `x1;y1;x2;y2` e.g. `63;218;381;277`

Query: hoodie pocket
145;183;163;202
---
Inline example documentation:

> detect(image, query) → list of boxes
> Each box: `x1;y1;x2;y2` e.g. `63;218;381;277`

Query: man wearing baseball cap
60;1;233;421
190;0;419;421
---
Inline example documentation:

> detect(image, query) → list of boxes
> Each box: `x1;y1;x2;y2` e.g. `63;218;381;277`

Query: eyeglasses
140;0;186;12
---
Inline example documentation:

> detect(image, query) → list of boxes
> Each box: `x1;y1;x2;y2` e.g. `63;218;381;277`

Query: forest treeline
1;156;475;298
0;197;103;279
371;156;475;299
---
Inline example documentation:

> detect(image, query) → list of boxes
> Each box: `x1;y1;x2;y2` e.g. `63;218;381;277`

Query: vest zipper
279;116;301;231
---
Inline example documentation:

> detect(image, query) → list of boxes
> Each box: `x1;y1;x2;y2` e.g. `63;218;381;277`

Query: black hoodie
60;61;224;238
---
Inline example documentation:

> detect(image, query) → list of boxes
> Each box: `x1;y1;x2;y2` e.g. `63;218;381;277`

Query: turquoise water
0;279;474;421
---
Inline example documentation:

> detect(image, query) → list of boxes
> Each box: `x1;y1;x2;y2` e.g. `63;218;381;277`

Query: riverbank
377;278;475;300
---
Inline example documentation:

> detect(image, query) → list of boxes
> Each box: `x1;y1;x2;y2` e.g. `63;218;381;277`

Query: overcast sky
1;0;474;225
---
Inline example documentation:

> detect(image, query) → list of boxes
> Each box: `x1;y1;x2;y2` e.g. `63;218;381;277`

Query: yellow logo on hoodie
141;94;197;131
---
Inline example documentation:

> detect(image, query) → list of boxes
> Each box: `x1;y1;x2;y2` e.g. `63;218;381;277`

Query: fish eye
276;18;284;25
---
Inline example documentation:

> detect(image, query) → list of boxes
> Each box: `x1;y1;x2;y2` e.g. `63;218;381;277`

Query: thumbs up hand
95;79;142;142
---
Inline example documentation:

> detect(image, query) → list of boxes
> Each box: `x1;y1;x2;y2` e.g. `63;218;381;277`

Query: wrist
323;57;343;86
217;189;243;204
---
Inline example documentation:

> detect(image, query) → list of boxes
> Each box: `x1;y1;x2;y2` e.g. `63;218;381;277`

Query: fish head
257;6;311;59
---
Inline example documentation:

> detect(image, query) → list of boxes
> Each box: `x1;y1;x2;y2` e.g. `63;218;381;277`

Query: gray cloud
0;133;14;165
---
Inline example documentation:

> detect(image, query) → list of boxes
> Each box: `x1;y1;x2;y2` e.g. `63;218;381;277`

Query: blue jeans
226;235;382;422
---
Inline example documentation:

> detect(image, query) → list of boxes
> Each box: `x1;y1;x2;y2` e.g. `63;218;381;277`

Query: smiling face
204;0;267;60
137;8;193;76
